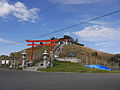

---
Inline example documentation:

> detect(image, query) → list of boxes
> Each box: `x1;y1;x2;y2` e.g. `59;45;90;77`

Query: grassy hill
10;44;119;68
60;44;114;65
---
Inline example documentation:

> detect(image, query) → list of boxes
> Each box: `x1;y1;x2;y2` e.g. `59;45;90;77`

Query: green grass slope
38;61;120;73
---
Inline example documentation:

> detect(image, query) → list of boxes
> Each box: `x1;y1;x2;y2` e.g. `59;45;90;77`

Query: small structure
56;58;81;63
22;51;27;68
63;35;75;44
62;35;84;46
42;50;49;68
0;60;10;68
1;60;6;68
1;60;5;65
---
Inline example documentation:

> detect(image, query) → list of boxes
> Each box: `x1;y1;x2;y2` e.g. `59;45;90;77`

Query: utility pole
13;58;16;69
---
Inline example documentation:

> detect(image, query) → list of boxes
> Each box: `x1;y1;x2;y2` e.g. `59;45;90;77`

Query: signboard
6;60;9;64
1;60;5;64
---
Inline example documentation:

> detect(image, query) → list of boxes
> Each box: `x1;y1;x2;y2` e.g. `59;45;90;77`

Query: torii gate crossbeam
26;39;67;62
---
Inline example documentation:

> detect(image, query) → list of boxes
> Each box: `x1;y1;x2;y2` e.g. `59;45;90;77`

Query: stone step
24;67;39;71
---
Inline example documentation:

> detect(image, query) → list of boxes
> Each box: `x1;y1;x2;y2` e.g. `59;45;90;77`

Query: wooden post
50;41;52;52
30;42;34;62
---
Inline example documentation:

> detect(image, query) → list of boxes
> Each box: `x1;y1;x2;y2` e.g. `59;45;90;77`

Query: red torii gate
26;39;67;62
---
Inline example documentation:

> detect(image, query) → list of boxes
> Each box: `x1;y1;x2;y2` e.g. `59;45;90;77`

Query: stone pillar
22;51;27;68
49;51;54;67
42;50;49;68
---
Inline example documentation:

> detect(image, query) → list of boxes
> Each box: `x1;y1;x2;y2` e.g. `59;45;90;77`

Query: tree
109;54;120;66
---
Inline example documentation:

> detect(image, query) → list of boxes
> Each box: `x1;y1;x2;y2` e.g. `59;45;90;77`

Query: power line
29;9;120;40
0;23;19;34
0;9;120;47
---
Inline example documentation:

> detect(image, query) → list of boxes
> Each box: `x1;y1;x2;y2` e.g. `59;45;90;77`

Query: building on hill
63;35;75;44
58;35;84;46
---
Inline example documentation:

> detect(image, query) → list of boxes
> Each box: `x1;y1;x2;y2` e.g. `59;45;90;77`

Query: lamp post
22;51;27;69
42;50;49;68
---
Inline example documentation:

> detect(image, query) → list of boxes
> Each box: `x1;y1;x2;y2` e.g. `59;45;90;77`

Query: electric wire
0;9;120;47
29;9;120;39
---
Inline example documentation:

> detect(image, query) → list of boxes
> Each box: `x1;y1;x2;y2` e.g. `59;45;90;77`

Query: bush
16;67;23;70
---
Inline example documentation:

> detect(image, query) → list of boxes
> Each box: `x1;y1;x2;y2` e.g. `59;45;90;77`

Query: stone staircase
53;43;65;58
24;67;39;71
24;43;65;71
24;61;44;71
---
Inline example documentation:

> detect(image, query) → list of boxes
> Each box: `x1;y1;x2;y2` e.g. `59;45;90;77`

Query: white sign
6;60;9;64
1;60;5;64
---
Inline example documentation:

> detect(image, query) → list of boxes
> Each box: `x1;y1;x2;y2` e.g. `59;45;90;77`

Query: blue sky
0;0;120;55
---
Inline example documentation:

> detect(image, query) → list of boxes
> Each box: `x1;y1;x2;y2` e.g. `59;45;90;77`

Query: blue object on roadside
84;65;112;71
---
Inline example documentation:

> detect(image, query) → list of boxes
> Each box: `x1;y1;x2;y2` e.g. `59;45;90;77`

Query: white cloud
64;32;71;35
0;38;19;44
41;23;47;26
0;0;39;22
0;38;8;42
72;25;120;53
73;25;120;42
94;42;115;47
97;48;107;52
50;0;116;4
51;0;100;4
63;24;120;53
89;21;108;25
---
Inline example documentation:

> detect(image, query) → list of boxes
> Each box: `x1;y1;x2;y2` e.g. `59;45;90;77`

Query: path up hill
10;44;119;68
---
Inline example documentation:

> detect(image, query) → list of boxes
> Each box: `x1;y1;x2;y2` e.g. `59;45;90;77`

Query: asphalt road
0;70;120;90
